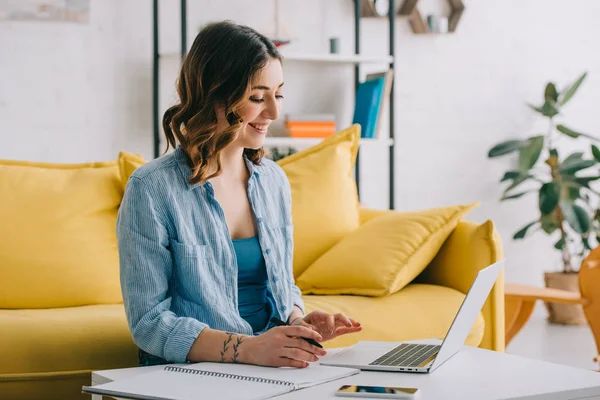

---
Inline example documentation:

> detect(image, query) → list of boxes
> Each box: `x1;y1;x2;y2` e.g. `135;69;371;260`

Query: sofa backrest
0;159;124;308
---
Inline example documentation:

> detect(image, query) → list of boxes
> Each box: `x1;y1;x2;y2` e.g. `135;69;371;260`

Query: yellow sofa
0;132;504;400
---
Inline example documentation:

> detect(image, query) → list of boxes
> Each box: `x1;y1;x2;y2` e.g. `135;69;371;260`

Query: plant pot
544;271;587;325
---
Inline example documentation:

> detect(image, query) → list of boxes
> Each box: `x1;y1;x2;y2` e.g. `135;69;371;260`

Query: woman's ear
226;111;243;126
214;104;226;120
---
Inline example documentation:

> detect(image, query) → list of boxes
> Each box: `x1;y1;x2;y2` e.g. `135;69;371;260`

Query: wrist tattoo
220;333;234;363
232;336;244;363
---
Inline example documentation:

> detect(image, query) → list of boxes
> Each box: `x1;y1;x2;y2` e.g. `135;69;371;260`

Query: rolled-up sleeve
117;176;207;362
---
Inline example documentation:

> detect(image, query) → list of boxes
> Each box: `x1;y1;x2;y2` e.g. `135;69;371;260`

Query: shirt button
265;249;271;255
273;276;279;283
282;305;287;311
257;217;263;223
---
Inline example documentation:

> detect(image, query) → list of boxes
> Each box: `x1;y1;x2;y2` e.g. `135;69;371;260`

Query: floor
505;305;599;371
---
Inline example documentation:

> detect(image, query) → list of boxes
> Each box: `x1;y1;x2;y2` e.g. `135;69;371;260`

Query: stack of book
284;114;336;138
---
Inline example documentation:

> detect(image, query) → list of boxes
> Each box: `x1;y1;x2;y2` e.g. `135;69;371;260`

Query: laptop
320;260;504;374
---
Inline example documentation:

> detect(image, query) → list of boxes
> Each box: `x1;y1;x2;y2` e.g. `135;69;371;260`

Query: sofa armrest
416;219;505;352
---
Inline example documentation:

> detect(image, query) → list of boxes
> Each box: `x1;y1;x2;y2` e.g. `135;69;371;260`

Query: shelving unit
264;137;394;148
152;0;396;210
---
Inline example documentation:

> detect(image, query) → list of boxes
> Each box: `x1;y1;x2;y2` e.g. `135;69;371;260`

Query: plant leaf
539;182;560;215
541;214;558;234
513;221;539;240
592;145;600;163
575;176;600;188
554;236;566;250
545;83;559;102
504;174;533;193
560;72;587;106
559;156;595;174
583;234;593;251
501;190;535;201
488;140;526;158
567;185;581;200
563;152;584;164
529;102;560;117
561;201;590;233
500;171;521;182
556;124;600;141
518;136;544;172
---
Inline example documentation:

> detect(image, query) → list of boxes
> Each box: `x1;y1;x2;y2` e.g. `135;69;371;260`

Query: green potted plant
487;72;598;324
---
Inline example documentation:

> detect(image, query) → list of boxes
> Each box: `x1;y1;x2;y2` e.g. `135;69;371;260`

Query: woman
117;21;362;369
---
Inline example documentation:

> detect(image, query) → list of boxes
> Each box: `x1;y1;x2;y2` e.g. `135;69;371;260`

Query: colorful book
352;76;386;138
366;69;394;139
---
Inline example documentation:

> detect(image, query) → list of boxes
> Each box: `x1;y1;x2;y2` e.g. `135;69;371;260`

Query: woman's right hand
244;326;327;368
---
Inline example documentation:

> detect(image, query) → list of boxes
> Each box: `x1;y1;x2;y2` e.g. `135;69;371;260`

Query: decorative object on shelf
329;37;340;54
359;0;390;18
269;0;291;47
265;146;298;162
487;72;599;325
426;14;439;33
0;0;90;23
398;0;464;34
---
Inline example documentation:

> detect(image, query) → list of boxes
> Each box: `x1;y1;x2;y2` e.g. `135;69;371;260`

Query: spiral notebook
83;362;359;400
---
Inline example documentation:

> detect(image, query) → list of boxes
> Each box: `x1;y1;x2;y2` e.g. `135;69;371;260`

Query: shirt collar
175;146;261;191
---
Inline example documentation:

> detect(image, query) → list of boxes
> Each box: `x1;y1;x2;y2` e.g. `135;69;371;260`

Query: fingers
334;326;362;335
282;347;320;363
286;338;327;357
296;319;319;332
282;325;323;342
275;357;309;368
334;313;353;327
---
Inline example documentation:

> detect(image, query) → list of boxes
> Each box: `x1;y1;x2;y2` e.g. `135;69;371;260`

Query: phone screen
337;385;419;394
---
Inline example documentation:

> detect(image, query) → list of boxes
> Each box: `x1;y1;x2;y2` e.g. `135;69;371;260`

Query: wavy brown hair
163;21;283;184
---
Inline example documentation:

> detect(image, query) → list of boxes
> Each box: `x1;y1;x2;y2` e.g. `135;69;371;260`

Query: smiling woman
116;20;361;370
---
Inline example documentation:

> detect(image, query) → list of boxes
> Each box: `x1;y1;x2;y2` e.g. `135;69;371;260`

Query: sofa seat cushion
303;283;485;349
0;304;138;376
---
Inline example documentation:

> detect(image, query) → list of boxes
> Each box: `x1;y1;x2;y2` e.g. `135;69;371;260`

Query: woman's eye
276;95;284;100
250;97;264;103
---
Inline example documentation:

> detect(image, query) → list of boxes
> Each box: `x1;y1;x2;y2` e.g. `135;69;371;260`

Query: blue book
352;77;385;138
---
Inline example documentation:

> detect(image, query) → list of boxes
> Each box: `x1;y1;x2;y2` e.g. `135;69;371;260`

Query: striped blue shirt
116;146;305;363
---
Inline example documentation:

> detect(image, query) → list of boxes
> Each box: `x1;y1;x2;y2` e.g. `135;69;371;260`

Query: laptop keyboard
369;343;440;368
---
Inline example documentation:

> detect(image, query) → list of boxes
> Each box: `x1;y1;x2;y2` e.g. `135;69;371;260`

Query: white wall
2;0;600;286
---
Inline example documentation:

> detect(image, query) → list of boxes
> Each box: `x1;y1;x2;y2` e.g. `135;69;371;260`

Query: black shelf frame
152;0;396;210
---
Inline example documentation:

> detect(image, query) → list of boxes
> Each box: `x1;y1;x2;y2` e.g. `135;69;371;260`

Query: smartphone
335;385;420;399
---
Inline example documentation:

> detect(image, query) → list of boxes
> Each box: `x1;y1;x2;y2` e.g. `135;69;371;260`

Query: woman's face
231;58;284;149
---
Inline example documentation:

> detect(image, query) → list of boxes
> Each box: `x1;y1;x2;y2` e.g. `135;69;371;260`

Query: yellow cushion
296;203;477;296
303;283;485;349
0;159;123;308
277;125;361;278
0;305;138;400
118;151;146;188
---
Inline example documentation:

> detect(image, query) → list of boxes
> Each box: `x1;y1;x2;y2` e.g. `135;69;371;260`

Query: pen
269;317;324;348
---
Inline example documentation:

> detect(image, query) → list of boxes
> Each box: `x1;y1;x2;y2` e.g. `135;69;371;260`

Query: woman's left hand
291;310;362;342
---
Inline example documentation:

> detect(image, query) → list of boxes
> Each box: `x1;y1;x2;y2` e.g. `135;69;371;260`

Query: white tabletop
92;341;600;400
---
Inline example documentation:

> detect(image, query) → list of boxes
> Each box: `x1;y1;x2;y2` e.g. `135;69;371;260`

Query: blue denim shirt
116;146;305;363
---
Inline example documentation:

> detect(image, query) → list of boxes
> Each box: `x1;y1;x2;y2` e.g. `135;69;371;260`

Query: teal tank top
233;236;278;333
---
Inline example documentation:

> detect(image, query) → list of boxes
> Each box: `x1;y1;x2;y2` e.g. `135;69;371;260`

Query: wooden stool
504;253;600;370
